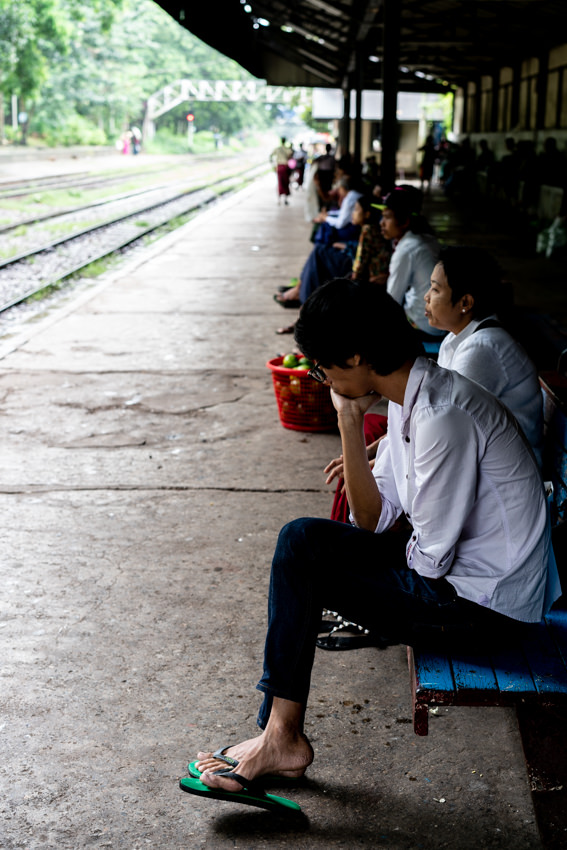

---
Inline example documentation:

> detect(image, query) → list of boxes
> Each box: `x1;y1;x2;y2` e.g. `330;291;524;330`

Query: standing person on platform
181;280;560;811
314;143;336;194
270;137;293;205
293;142;307;188
418;134;436;193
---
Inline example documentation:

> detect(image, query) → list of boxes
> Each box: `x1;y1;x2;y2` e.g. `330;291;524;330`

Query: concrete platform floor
0;170;546;849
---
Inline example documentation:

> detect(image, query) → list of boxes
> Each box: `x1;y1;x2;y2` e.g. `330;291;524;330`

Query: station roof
156;0;567;93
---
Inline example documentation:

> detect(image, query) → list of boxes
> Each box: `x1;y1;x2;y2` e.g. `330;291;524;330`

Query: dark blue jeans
256;517;523;728
299;243;352;304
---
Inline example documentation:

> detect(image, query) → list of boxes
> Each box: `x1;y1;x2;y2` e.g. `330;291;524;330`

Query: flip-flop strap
212;745;239;769
212;768;257;792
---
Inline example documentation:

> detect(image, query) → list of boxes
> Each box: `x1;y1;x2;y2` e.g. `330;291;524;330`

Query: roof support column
354;50;363;166
381;0;401;190
338;85;350;157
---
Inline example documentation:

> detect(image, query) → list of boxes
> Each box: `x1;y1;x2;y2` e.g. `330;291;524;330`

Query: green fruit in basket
298;357;313;367
296;364;310;370
282;353;299;368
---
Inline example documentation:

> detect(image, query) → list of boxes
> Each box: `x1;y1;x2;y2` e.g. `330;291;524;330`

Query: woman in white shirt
424;245;544;467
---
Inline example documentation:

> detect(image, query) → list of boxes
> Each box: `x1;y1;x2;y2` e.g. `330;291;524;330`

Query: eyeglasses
308;362;327;384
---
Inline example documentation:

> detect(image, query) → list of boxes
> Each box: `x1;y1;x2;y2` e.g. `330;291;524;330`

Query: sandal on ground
179;775;302;813
276;324;296;334
273;293;301;309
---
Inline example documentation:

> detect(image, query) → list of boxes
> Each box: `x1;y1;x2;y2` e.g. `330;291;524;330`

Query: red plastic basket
266;356;338;432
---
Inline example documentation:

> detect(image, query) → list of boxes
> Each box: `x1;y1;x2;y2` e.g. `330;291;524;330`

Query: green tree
0;0;122;142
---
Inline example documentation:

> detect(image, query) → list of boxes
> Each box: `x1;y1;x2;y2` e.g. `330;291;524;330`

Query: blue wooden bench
407;370;567;847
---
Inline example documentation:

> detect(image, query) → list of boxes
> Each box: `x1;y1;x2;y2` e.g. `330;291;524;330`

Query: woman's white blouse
437;317;544;468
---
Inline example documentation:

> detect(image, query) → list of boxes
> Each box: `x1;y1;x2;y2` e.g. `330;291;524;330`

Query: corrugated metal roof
155;0;567;91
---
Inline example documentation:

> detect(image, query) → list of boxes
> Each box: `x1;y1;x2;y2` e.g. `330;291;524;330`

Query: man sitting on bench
184;280;561;808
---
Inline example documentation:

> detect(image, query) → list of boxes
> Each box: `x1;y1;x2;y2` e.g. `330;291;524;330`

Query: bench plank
490;647;537;694
520;622;567;695
546;606;567;667
412;649;454;692
451;653;498;693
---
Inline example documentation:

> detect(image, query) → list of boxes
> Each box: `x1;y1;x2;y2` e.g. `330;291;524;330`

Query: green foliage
144;127;190;155
42;113;107;146
4;0;276;147
423;92;454;136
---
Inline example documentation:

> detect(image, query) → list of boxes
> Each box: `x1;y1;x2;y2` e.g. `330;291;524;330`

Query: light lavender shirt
437;317;544;468
326;190;363;230
371;358;560;622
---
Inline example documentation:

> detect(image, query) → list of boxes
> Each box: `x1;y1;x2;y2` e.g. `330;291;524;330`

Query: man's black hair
294;278;423;374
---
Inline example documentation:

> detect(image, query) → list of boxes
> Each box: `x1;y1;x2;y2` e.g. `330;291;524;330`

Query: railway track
0;164;173;201
0;162;267;317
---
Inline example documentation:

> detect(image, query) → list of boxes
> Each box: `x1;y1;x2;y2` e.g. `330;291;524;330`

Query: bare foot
195;729;313;792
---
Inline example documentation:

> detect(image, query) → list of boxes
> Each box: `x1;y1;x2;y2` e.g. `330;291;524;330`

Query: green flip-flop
179;775;302;813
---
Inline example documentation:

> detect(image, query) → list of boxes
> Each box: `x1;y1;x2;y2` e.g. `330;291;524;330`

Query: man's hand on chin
330;389;381;417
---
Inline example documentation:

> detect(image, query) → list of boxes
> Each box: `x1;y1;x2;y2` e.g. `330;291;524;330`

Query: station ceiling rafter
155;0;567;93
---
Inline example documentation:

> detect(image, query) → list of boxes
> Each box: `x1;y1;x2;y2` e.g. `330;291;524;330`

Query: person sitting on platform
326;245;544;520
380;185;444;341
425;245;544;468
273;195;391;334
182;281;560;810
311;175;363;246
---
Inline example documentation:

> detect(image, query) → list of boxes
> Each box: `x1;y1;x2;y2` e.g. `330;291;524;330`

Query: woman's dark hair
437;245;504;319
294;278;423;374
384;185;434;235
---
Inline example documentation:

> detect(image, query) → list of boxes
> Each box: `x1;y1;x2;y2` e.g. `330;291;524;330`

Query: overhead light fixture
305;0;342;16
256;17;269;26
368;55;380;63
286;22;326;45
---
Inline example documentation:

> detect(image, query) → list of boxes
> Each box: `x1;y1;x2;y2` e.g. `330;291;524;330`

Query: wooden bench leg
407;646;429;735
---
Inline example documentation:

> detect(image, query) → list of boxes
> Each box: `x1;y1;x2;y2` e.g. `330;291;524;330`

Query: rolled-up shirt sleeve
405;405;481;578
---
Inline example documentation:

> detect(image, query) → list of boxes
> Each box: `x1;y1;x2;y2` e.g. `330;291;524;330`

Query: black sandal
316;619;392;651
273;293;301;309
